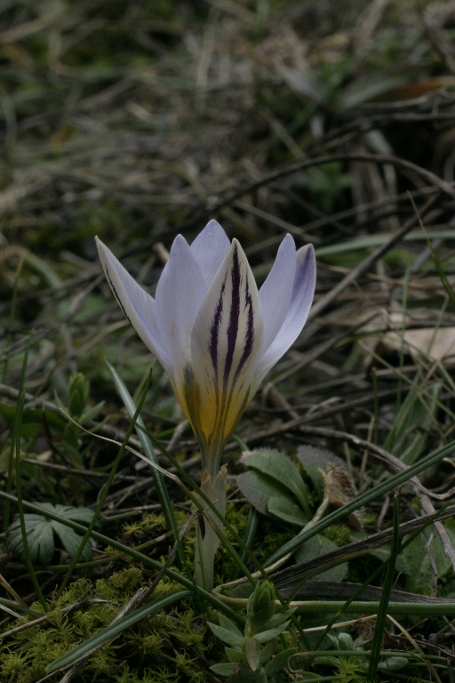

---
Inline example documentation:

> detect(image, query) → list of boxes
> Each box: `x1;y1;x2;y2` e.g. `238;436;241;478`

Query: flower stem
194;466;227;590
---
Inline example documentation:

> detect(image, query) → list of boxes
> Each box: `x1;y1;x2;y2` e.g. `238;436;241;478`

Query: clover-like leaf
237;470;283;516
237;450;311;526
241;450;310;515
6;503;95;566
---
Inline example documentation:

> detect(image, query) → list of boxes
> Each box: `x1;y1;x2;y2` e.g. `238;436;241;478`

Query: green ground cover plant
1;1;455;681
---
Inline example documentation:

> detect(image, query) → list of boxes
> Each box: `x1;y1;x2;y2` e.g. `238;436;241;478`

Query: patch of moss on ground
0;568;211;683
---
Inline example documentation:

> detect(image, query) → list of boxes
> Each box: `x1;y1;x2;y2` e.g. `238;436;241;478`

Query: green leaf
246;580;276;635
210;662;238;676
242;450;310;514
257;639;276;665
253;620;291;643
313;655;343;667
395;525;455;594
237;470;304;522
0;405;66;436
80;401;105;424
218;613;244;638
244;636;261;671
337;632;356;651
26;518;54;565
265;609;295;629
296;445;347;497
295;534;348;582
226;647;246;662
68;373;90;418
6;504;94;566
237;470;279;515
378;656;408;672
208;622;244;649
267;496;308;526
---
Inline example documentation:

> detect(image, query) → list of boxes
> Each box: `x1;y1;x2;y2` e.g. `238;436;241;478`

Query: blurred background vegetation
2;0;455;681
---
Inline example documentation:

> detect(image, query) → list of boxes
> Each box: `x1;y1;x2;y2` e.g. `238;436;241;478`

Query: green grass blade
359;339;455;422
14;389;47;611
396;265;410;411
13;338;47;611
426;236;455;310
2;256;22;383
235;506;258;581
4;415;15;535
367;496;400;681
232;434;259;578
4;269;25;531
106;361;183;565
314;229;455;258
293;601;455;615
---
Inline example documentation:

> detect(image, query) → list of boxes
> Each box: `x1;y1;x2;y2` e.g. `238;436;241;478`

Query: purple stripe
224;244;241;383
209;279;226;377
234;277;254;381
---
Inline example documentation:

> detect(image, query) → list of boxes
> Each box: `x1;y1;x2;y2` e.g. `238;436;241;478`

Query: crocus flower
95;220;316;588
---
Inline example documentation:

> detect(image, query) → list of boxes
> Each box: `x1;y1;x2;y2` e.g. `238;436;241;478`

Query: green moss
96;566;143;600
0;569;210;683
122;510;188;539
322;524;351;547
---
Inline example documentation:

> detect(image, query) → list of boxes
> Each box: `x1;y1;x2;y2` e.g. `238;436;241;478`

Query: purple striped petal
95;237;171;371
181;239;263;477
190;219;231;285
259;234;297;352
251;243;316;392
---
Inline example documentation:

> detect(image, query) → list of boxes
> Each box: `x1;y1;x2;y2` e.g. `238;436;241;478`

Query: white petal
95;237;171;370
154;234;208;376
180;239;263;477
190;219;231;285
259;234;296;352
252;243;316;391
